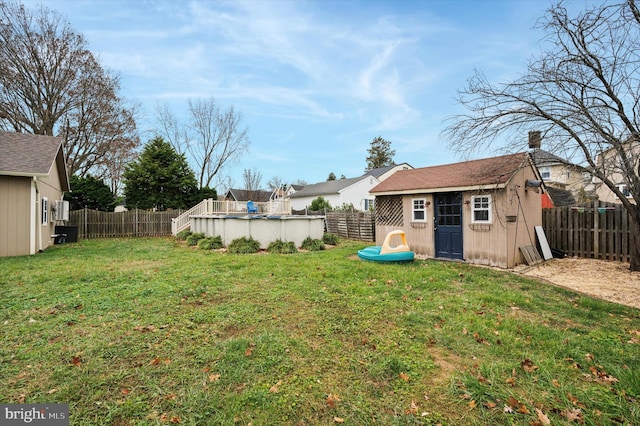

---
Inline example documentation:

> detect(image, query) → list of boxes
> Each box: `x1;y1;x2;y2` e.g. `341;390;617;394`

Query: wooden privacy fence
325;211;375;242
542;201;631;262
69;208;183;239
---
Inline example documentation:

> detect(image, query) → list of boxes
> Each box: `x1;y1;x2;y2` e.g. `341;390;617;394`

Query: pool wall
190;215;325;248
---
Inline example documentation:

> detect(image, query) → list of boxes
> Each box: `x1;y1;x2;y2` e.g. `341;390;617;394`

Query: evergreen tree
327;172;336;181
123;137;198;210
365;136;395;171
66;175;116;211
310;196;331;211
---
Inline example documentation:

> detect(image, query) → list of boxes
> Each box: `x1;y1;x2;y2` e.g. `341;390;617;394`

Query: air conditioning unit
52;200;70;221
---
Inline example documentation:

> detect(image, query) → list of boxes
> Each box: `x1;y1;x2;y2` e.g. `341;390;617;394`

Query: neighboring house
289;163;412;211
285;184;304;198
588;142;639;204
370;153;544;269
530;149;590;203
0;131;71;257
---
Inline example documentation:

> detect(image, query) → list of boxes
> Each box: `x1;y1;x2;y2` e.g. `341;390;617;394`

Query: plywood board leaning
535;225;553;260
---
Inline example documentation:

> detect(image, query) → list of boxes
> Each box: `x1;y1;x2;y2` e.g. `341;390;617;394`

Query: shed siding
0;176;32;257
39;163;66;251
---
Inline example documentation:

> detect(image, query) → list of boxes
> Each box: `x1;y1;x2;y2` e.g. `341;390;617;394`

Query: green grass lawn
1;238;639;425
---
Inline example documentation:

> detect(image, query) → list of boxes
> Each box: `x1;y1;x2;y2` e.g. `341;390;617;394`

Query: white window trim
616;184;632;199
471;195;492;224
539;166;551;180
41;197;49;225
412;198;427;222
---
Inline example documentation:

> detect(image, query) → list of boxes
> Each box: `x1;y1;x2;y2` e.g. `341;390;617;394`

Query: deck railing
171;199;292;235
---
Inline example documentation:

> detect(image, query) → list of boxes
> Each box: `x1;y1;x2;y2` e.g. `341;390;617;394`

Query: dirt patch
518;257;640;309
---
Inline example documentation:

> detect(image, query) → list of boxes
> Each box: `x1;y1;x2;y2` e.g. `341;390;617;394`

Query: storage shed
370;153;545;268
0;131;70;257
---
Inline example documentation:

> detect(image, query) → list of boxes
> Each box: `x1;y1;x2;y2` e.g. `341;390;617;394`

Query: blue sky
24;0;568;190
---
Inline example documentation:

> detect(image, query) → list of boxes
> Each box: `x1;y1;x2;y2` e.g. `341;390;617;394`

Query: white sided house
289;163;412;211
0;131;70;257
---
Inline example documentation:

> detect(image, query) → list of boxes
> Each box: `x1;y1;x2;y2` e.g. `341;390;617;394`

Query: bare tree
443;1;640;271
243;167;262;200
267;175;286;192
154;98;250;189
153;102;187;156
0;2;139;176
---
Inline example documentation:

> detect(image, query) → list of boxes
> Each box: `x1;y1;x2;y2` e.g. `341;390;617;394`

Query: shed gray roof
0;131;64;176
0;131;70;191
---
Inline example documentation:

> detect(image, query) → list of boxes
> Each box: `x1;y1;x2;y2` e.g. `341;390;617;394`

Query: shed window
41;197;49;225
471;195;491;223
412;198;427;222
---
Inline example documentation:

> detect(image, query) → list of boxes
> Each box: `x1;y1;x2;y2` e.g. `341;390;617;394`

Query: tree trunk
630;205;640;271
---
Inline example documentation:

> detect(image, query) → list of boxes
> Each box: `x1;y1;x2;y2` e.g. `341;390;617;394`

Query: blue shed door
434;192;463;260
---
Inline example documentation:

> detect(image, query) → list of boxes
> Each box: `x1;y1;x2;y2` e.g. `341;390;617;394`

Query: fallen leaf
564;408;583;422
150;357;161;366
71;356;82;366
334;417;344;424
121;388;130;395
505;377;516;386
170;416;181;424
535;408;551;425
503;405;513;414
585;353;594;362
269;380;282;393
406;400;419;415
552;379;561;388
399;372;410;382
47;388;59;394
468;400;477;409
477;373;491;384
521;358;538;373
484;401;497;409
473;332;491;345
326;394;341;408
208;374;221;383
245;343;255;357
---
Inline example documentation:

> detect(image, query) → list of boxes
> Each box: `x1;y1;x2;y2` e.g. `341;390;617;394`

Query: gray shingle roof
289;176;363;198
0;131;64;176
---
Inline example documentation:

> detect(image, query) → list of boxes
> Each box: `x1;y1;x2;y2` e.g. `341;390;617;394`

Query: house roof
289;176;363;198
0;131;70;190
289;162;413;199
225;188;273;202
370;153;531;195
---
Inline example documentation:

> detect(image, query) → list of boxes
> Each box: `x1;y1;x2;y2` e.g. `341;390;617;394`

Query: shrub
227;237;261;254
186;232;205;246
310;196;331;211
175;229;192;241
197;236;223;250
267;239;298;254
322;233;339;245
301;237;325;251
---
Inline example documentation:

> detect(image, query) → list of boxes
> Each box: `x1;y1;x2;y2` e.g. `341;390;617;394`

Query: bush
197;236;223;250
175;229;192;241
310;196;331;211
267;239;298;254
322;233;339;245
301;237;325;251
186;232;205;246
227;237;261;254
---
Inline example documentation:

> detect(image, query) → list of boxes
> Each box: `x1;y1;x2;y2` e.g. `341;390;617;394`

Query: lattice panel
375;196;403;226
